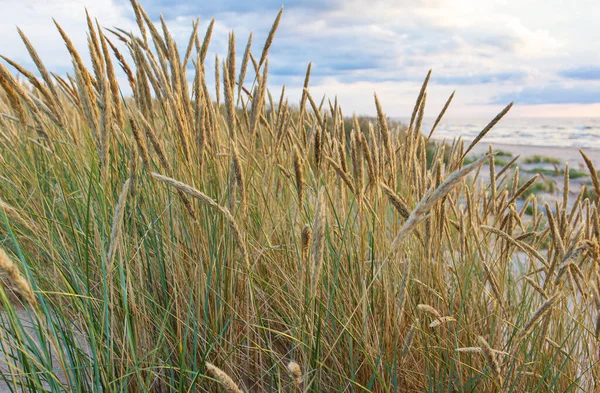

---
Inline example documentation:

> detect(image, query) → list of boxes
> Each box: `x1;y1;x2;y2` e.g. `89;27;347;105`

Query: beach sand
466;142;600;168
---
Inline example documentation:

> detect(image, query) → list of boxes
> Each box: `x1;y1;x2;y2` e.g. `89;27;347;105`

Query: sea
398;117;600;149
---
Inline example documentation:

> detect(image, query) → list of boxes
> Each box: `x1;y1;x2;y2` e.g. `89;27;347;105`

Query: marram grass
0;1;599;392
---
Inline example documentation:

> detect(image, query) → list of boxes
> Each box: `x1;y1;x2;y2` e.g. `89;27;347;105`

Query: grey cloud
559;67;600;80
433;71;528;85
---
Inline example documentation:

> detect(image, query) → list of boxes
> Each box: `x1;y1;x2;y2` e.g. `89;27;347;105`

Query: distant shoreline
450;140;600;167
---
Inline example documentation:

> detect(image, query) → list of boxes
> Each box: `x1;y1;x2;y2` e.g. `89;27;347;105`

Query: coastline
432;139;600;167
446;140;600;207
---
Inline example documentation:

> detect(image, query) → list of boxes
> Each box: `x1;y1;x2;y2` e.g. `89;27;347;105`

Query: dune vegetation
0;2;600;392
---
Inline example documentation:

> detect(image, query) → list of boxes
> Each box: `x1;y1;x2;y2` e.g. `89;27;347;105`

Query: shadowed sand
0;305;90;391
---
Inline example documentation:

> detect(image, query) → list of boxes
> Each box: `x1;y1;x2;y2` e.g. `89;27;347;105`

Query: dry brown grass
0;3;598;392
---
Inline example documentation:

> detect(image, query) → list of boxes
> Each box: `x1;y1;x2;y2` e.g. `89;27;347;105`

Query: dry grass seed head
477;336;503;387
287;361;303;386
205;362;244;393
429;316;456;328
417;304;442;319
310;188;326;287
293;146;304;207
0;248;37;307
519;292;561;340
381;183;410;220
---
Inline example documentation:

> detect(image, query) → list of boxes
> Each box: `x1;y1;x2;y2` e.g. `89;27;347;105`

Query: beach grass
525;167;589;179
0;3;599;392
524;155;562;165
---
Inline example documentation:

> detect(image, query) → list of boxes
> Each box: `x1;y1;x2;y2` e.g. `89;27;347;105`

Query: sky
1;0;600;118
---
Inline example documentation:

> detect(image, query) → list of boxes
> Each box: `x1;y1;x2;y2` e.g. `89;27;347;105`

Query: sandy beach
465;142;600;168
453;141;600;208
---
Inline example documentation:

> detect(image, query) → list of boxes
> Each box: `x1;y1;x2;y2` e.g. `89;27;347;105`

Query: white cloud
0;0;598;117
0;0;134;69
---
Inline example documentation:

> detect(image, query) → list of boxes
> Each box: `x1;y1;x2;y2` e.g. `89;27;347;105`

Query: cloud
0;0;135;70
559;67;600;80
0;0;598;117
492;85;600;105
433;71;528;86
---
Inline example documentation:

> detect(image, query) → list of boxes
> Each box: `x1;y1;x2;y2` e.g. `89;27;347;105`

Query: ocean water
399;117;600;149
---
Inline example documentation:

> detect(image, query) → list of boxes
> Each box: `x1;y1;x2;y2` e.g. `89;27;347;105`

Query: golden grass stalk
544;337;570;357
506;174;540;206
409;70;431;134
481;226;548;269
137;114;171;172
293;146;304;207
231;142;246;211
205;362;244;393
223;61;236;140
417;304;442;319
301;224;312;264
129;118;151;168
99;73;112;177
0;73;26;131
477;336;503;387
380;183;410;219
249;61;268;135
197;18;215;66
107;179;131;265
0;199;34;233
456;347;483;354
524;276;548;299
462;102;513;160
129;0;148;45
429;316;456;328
106;37;135;91
401;322;417;356
98;28;124;132
129;149;138;200
298;63;312;127
237;32;253;99
313;125;323;170
0;248;36;307
482;261;503;307
227;32;236;97
151;173;248;267
427;90;455;139
86;12;104;80
415;91;426;137
16;28;60;104
259;7;283;67
304;88;324;129
310;188;326;288
496;155;519;179
333;139;346;174
580;149;600;201
54;20;98;122
350;130;363;201
215;54;221;107
359;132;376;187
390;155;489;252
373;94;392;167
456;347;509;356
518;292;561;340
182;18;199;69
545;202;565;256
0;56;57;122
324;156;355;194
0;62;40;116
